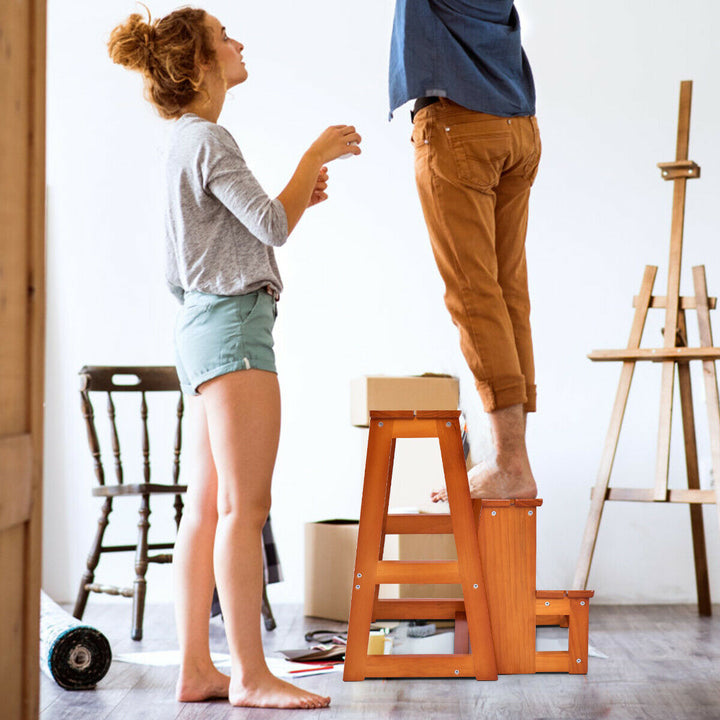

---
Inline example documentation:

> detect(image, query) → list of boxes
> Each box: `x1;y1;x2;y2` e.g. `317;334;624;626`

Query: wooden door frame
0;0;46;718
25;0;47;715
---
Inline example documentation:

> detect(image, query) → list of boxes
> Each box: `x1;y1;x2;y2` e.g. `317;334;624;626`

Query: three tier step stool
343;410;594;680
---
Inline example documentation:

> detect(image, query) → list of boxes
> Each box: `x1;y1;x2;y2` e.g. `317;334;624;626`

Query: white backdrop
44;0;720;607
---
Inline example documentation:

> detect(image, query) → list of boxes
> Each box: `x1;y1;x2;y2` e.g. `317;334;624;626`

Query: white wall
44;0;720;608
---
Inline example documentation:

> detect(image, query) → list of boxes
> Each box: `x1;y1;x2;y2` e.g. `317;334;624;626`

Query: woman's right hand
309;125;362;164
278;126;361;235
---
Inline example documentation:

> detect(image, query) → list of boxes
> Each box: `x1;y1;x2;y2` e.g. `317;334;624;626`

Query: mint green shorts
174;289;278;395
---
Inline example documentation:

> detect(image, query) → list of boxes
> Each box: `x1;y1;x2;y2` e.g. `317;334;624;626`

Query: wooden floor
40;602;720;719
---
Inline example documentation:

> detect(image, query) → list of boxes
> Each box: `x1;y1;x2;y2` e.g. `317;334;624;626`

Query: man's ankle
494;449;530;473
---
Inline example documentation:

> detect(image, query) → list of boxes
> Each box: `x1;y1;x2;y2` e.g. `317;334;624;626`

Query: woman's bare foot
176;664;231;702
229;672;331;709
431;457;537;502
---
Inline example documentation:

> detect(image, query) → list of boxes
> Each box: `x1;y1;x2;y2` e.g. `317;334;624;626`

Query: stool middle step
344;410;497;680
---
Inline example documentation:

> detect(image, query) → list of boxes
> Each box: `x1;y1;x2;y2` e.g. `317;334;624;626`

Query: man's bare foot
176;665;231;702
431;458;537;502
229;672;330;709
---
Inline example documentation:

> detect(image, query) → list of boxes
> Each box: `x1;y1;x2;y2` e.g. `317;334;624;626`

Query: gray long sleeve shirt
164;113;288;303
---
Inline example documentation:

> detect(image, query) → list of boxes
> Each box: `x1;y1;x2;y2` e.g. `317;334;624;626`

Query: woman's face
206;14;247;89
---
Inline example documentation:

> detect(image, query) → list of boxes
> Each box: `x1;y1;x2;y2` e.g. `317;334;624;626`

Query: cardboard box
304;518;462;621
350;375;459;427
304;520;359;622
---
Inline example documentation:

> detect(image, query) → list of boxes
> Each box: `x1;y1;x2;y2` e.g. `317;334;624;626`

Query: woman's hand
308;125;362;164
277;126;361;234
308;167;329;208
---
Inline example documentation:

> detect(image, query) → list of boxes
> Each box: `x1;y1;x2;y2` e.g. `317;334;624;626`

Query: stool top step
475;498;543;508
369;410;461;420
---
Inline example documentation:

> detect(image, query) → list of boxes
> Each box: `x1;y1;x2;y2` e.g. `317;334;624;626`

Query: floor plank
40;603;720;719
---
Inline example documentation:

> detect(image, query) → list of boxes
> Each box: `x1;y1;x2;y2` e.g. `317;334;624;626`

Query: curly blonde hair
108;6;216;119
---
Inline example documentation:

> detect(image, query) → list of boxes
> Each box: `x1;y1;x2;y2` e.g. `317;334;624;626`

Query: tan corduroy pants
412;99;541;413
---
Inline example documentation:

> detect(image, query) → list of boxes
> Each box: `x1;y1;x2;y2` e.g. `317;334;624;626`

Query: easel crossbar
588;347;720;362
632;295;716;309
594;488;717;504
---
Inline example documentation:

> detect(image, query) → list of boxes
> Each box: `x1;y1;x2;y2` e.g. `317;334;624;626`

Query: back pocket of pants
447;131;511;191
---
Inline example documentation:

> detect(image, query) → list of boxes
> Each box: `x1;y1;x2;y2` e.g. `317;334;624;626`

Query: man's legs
457;117;541;498
413;103;539;499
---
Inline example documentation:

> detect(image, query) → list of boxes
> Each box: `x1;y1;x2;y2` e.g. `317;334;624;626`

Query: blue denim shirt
389;0;535;119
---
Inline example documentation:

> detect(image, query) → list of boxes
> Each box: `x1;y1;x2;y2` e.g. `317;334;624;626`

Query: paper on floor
113;650;342;677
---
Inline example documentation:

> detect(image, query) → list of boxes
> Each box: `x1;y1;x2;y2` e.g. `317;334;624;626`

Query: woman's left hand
307;167;329;207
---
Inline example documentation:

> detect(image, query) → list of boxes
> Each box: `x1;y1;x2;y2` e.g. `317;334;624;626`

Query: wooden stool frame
344;410;593;681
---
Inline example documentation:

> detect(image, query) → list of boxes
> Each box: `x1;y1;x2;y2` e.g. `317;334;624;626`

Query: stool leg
454;612;469;654
374;438;396;608
344;422;395;681
477;504;537;674
568;598;590;674
73;497;113;620
132;494;151;641
438;419;498;680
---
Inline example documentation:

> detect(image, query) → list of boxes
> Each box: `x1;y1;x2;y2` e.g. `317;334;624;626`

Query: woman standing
108;6;361;709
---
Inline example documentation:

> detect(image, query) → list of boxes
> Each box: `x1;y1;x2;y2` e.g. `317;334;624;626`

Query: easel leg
677;311;711;616
573;266;657;590
693;265;720;610
654;361;674;502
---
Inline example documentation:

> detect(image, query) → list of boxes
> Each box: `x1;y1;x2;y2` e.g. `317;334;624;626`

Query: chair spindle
107;391;124;485
173;393;185;530
80;389;105;486
140;391;150;484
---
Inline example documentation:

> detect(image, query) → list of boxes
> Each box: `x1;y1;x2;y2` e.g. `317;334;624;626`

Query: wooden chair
72;366;187;640
73;365;278;639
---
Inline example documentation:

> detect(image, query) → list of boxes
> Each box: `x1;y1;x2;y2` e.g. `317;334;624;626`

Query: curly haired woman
108;6;361;709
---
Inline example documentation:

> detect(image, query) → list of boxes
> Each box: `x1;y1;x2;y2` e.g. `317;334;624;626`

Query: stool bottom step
351;654;481;680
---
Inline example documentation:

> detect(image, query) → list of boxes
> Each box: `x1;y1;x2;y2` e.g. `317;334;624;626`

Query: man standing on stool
390;0;541;500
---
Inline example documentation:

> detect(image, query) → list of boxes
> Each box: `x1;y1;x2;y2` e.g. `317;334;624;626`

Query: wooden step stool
343;410;594;680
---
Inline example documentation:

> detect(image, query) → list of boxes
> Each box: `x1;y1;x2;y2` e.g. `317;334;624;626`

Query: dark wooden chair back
78;365;184;490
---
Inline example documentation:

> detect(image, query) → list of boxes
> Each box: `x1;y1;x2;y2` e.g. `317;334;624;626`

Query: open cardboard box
350;375;459;427
304;518;461;622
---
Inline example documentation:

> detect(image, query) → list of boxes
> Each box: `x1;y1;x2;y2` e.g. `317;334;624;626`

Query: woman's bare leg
200;369;330;709
174;395;230;701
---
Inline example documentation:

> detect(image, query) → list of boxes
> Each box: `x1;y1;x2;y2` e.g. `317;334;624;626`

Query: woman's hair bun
108;12;157;74
107;6;215;119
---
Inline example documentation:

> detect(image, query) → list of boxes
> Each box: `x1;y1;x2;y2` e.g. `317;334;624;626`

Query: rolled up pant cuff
524;384;537;414
476;377;536;414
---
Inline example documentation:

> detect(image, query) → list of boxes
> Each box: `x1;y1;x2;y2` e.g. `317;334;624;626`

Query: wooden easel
573;81;720;616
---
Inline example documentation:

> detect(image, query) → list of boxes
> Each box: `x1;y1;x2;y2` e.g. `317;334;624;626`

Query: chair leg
261;578;276;631
210;586;222;618
132;494;151;641
173;492;184;533
73;497;113;620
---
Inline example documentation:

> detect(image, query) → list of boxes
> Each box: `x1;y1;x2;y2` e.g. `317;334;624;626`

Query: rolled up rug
39;591;112;690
